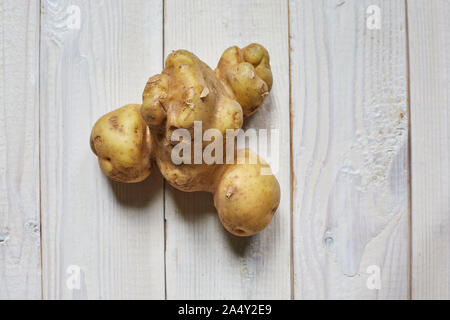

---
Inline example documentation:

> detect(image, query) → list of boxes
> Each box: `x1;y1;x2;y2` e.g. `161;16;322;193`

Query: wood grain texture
0;0;41;300
408;0;450;300
164;0;291;299
290;0;409;299
40;0;165;299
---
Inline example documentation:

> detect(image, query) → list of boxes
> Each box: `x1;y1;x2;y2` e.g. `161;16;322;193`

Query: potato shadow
165;185;213;223
243;94;276;130
107;164;164;209
224;231;253;257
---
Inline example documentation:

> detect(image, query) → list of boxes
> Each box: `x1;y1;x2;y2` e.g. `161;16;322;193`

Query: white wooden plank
0;0;41;300
408;0;450;300
290;0;409;299
40;0;165;299
164;0;291;299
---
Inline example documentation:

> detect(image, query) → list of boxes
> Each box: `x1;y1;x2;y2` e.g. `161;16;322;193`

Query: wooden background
0;0;448;300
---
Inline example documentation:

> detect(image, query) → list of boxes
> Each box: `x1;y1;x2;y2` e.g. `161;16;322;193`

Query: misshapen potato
90;44;279;237
90;104;152;183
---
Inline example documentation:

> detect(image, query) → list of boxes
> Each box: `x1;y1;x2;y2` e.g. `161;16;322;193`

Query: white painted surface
40;0;165;299
0;0;449;300
163;0;291;299
408;0;450;300
290;0;409;299
0;0;42;300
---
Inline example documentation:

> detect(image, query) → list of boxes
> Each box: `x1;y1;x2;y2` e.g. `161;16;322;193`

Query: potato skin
143;49;244;136
90;104;152;183
214;149;280;237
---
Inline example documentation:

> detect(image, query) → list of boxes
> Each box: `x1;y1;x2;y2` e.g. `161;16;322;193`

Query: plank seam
38;0;44;301
287;0;295;301
163;0;167;301
404;0;413;301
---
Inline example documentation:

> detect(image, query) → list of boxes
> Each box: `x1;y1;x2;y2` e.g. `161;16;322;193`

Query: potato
213;149;280;236
90;44;280;237
90;104;152;183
